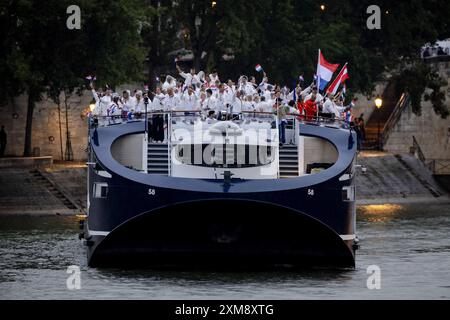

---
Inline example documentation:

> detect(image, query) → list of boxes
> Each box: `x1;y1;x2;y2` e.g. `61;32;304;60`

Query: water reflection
358;204;404;222
0;202;449;299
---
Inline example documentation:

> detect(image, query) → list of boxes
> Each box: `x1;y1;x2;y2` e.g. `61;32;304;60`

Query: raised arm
176;65;189;79
91;86;100;103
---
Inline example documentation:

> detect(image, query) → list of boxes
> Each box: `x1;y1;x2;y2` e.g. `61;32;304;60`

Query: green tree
0;0;148;156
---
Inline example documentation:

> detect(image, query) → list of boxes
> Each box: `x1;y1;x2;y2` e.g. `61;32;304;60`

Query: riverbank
0;162;86;216
0;152;449;216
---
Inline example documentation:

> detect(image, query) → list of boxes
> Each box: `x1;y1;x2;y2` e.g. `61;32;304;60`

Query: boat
80;109;359;268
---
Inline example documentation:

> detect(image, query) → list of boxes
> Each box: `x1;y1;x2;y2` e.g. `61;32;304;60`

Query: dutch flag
316;49;339;92
255;64;263;72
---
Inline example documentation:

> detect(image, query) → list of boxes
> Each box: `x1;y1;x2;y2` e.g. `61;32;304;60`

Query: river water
1;203;449;299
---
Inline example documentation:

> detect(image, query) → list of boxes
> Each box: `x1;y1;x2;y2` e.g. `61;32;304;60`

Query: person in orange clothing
304;94;318;121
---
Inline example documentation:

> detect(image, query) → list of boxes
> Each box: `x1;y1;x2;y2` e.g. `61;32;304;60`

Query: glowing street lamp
211;1;217;8
375;96;383;150
320;4;326;11
375;96;383;109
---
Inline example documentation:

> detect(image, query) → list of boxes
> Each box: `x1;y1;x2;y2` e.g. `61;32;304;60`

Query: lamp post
375;96;383;150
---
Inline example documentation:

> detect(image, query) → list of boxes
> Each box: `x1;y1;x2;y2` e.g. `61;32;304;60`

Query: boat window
93;182;108;198
342;186;355;202
174;144;275;168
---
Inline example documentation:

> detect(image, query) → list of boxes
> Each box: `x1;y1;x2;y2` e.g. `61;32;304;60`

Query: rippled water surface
1;203;449;299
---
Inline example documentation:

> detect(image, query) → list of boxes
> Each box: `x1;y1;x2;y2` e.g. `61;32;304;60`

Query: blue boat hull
84;120;358;268
88;198;355;268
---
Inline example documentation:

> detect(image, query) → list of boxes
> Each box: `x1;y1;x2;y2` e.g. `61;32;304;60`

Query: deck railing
89;110;351;129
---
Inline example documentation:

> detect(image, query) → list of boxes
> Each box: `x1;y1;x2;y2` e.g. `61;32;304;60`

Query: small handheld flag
345;110;352;123
255;64;263;73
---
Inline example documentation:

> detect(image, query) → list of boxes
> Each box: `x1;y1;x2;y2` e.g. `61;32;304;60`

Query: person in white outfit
204;89;218;116
304;86;323;104
176;65;201;88
196;92;208;116
181;86;198;114
108;93;122;116
134;90;145;114
238;76;256;96
322;94;335;118
163;88;180;111
215;84;231;115
121;90;136;116
162;75;176;92
90;83;111;117
151;87;165;111
231;90;244;119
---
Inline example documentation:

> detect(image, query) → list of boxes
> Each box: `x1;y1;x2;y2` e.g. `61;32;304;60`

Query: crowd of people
89;65;360;145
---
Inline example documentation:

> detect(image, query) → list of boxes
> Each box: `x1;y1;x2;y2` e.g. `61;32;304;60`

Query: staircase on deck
279;144;299;178
147;139;301;178
147;143;169;175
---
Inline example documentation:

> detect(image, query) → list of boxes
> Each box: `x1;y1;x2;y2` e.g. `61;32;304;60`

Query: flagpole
317;49;321;92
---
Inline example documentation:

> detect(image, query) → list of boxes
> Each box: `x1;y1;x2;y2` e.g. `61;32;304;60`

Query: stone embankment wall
0;84;137;161
1;92;91;161
384;62;450;159
1;153;448;215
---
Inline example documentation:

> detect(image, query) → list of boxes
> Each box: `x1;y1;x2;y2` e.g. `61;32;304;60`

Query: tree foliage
142;0;449;117
0;0;149;155
1;0;449;156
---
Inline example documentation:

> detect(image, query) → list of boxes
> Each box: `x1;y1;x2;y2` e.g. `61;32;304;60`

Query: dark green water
0;203;449;299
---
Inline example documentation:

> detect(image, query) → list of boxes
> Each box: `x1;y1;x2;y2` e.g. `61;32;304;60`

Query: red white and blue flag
316;49;339;91
255;64;263;72
326;63;349;95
